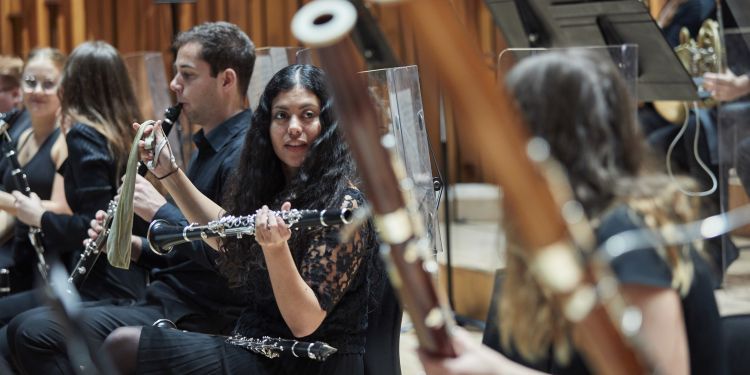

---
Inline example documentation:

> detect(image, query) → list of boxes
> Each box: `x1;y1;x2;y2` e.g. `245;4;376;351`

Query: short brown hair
0;55;23;89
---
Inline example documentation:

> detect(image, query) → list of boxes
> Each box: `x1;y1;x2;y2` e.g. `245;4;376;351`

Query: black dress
485;205;727;375
136;188;385;375
0;127;61;292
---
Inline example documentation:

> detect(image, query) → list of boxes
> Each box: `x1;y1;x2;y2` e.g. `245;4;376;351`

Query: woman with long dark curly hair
102;64;383;375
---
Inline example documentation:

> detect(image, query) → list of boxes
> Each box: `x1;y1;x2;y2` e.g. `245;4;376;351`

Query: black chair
364;278;402;375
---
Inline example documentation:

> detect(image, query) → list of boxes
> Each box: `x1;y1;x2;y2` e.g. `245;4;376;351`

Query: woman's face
21;58;61;120
270;85;322;178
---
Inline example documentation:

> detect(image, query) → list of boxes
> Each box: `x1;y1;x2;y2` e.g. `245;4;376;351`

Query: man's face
170;42;221;127
0;78;21;114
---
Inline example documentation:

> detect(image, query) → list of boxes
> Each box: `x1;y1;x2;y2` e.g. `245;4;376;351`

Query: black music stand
484;0;699;102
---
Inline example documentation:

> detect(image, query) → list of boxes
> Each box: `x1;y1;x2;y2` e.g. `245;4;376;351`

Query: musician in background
420;50;725;375
6;22;254;374
0;41;148;373
0;48;69;296
0;55;23;114
0;55;28;137
704;55;750;375
0;55;31;196
639;0;741;285
100;64;384;375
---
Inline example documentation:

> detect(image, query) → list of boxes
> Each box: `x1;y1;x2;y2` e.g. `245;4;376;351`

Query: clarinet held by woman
147;207;353;255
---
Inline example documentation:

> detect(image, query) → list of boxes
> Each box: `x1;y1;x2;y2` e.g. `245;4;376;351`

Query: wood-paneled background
0;0;509;183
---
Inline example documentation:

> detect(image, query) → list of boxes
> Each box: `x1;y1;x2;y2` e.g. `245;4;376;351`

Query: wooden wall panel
0;0;21;55
0;0;511;183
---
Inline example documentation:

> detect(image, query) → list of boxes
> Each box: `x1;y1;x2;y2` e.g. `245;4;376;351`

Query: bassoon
292;0;651;373
395;0;654;372
292;0;456;358
0;109;49;283
67;104;182;289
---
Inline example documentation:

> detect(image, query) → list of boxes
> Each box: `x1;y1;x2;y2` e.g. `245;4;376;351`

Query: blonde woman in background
0;48;69;295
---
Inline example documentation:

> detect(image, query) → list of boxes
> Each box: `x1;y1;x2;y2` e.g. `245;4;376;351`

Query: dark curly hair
217;64;357;288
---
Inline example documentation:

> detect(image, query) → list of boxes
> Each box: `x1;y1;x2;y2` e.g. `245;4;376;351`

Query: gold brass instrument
653;19;722;124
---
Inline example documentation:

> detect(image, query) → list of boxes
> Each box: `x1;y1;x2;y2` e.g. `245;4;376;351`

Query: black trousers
0;289;42;327
7;301;161;375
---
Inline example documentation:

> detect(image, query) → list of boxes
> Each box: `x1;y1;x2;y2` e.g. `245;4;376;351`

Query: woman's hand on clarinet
84;209;107;245
12;191;44;227
134;121;178;180
255;202;292;250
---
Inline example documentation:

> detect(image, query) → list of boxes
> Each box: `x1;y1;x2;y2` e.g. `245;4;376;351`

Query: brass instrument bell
653;19;721;124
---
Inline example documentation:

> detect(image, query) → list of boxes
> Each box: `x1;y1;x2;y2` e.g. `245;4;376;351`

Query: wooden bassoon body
293;1;651;373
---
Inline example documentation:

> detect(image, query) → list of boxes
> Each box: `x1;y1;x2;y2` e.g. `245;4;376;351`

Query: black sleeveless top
232;188;384;357
4;127;61;266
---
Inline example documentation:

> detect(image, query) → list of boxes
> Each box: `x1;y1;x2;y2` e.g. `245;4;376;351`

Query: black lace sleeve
300;189;369;313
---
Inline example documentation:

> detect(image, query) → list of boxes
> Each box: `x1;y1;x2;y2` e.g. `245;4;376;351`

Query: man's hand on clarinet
132;174;167;222
134;121;178;180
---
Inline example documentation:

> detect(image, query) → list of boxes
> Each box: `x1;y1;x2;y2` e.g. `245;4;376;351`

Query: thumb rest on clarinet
147;208;353;255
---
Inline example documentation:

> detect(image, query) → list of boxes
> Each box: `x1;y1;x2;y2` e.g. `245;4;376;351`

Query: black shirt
233;188;381;355
4;127;60;266
489;206;727;375
40;123;147;301
135;109;250;331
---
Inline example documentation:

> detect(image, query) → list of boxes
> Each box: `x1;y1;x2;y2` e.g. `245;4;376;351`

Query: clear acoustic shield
248;47;303;111
497;45;638;110
716;28;750;293
123;52;188;170
361;65;443;254
295;48;316;66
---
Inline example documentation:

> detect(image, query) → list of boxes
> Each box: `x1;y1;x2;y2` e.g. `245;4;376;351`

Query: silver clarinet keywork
147;208;354;255
225;334;338;362
67;201;117;288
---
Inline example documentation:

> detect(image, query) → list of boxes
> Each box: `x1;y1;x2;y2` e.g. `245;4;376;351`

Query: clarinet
151;318;337;362
0;109;21;296
0;110;49;283
225;334;337;362
67;104;182;289
67;201;116;287
147;208;353;255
